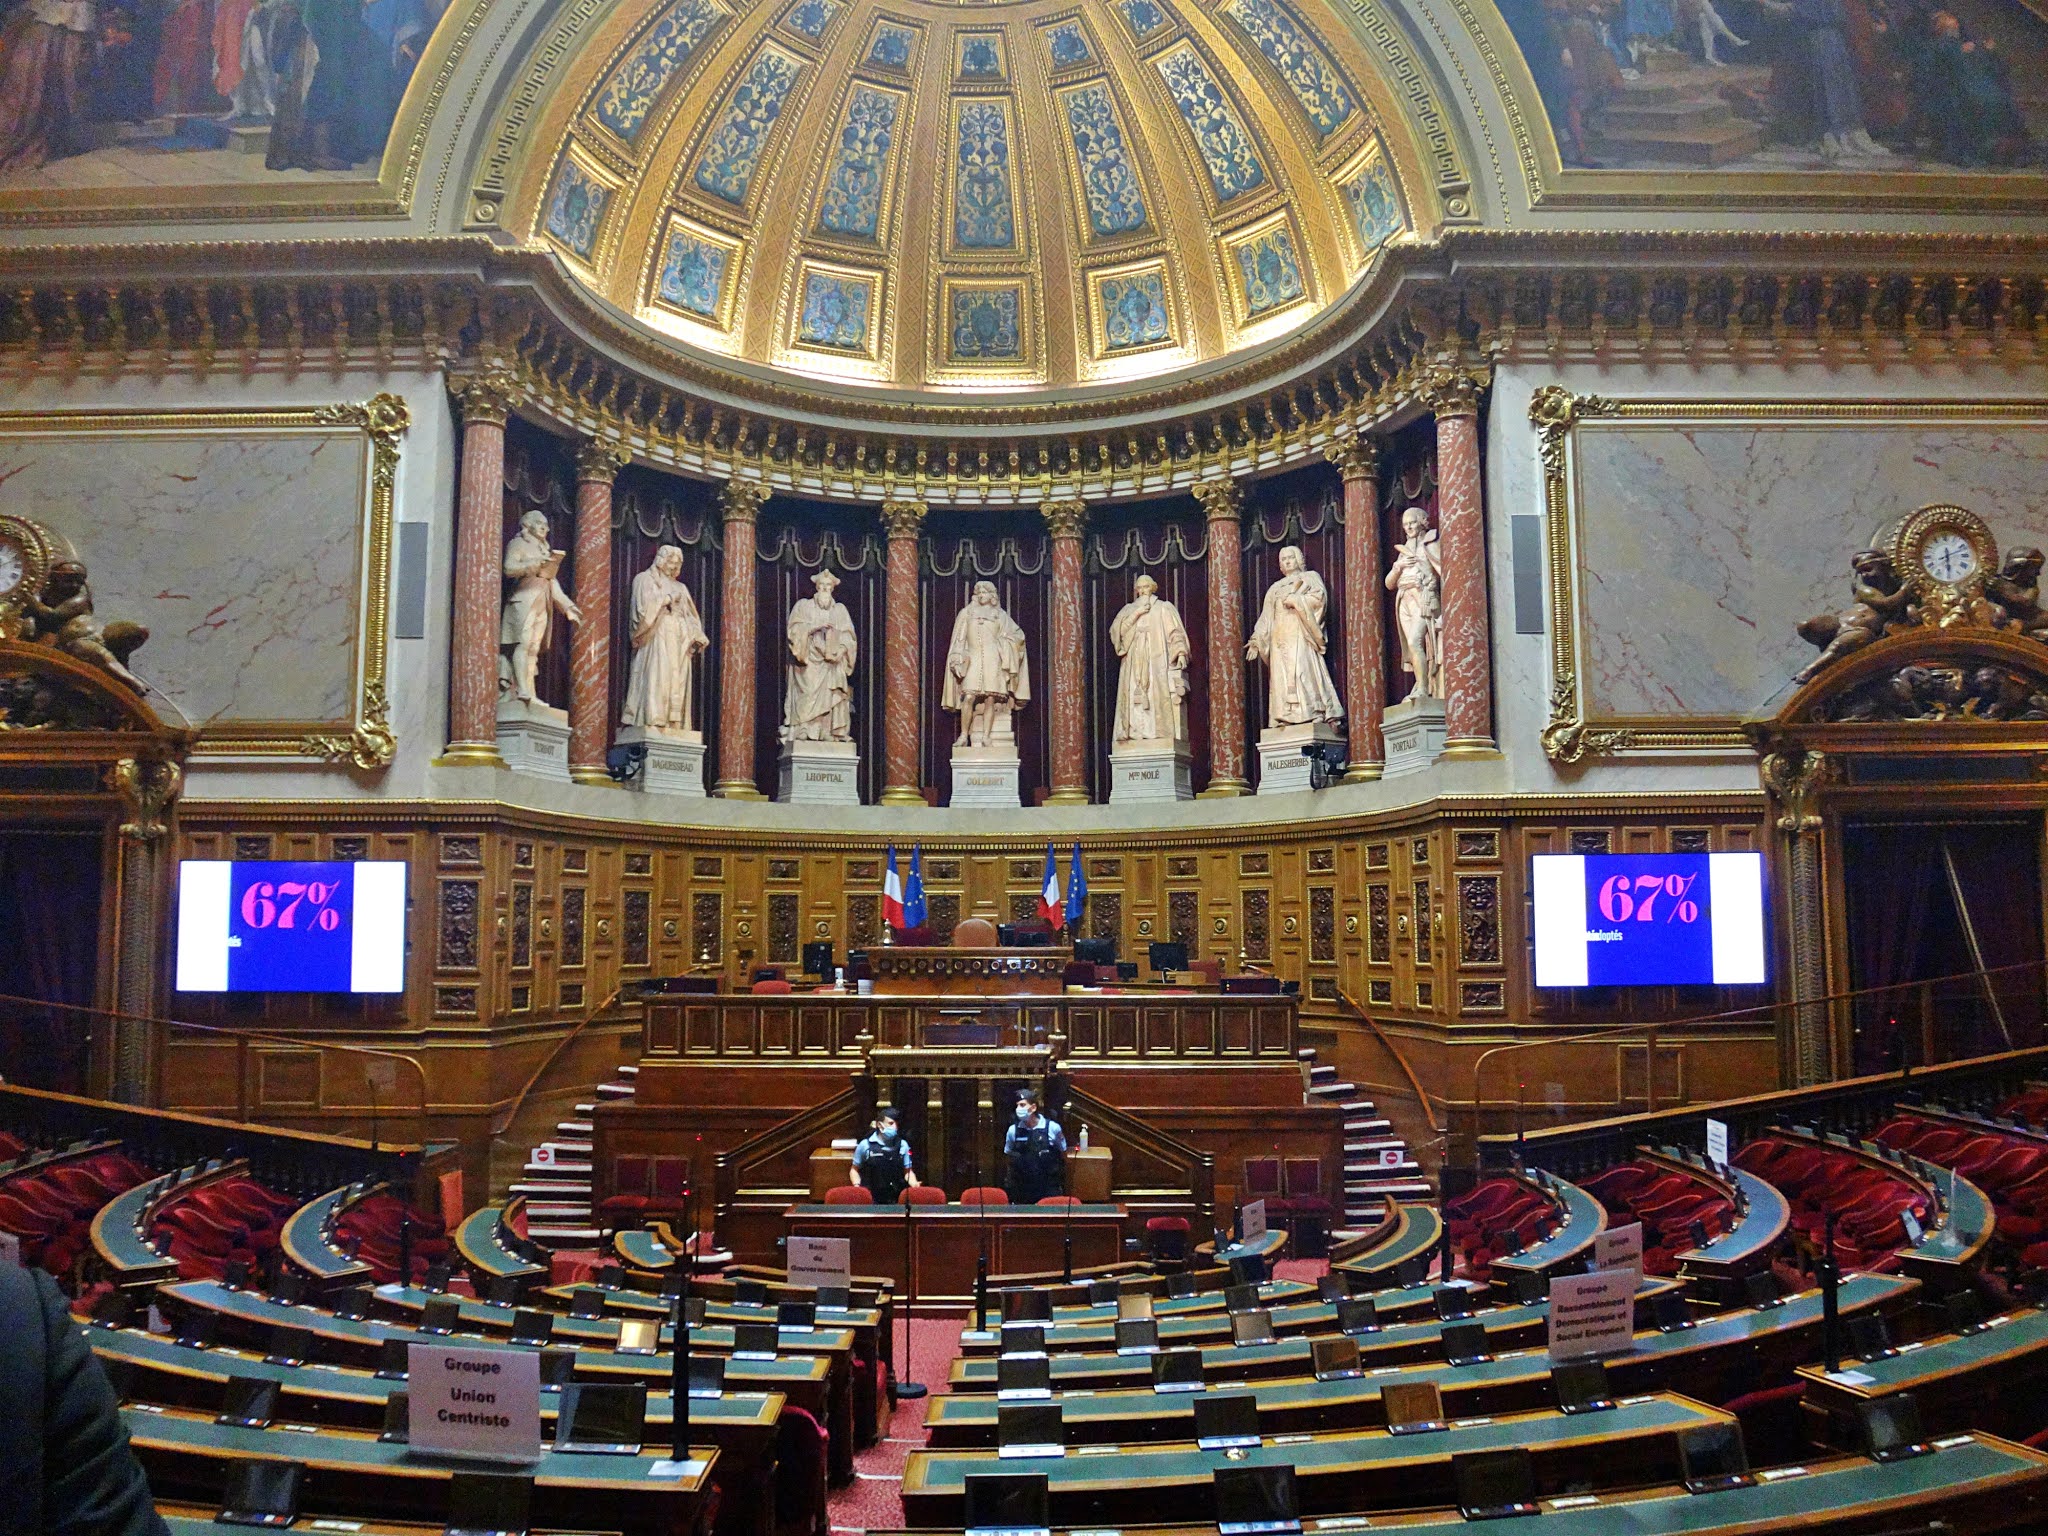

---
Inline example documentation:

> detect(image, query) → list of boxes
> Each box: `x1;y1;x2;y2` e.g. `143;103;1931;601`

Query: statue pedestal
1255;721;1344;796
950;743;1021;808
496;698;571;783
618;725;706;797
1109;739;1193;803
779;739;861;805
1383;696;1448;777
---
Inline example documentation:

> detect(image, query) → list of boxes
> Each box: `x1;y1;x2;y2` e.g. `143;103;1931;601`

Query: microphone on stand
671;1182;692;1462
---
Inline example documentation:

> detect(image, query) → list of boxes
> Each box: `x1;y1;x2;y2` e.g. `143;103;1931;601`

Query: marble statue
944;579;1030;747
620;544;709;736
1110;574;1191;744
500;509;581;706
1246;545;1343;728
1386;506;1444;701
781;569;858;742
27;558;148;691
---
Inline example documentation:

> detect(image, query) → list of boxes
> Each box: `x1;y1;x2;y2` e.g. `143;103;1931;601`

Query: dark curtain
921;511;1050;804
501;418;579;714
1241;461;1347;785
754;499;886;802
1379;416;1440;707
608;467;726;755
0;829;102;1094
1942;820;2046;1055
1084;499;1210;798
1844;817;2046;1072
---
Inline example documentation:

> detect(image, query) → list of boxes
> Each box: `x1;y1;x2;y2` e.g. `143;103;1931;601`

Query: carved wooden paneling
692;892;722;962
799;1006;833;1053
623;889;651;967
257;1049;321;1108
1458;875;1500;966
514;842;534;869
1410;838;1429;867
1242;890;1270;961
233;834;271;860
693;856;722;878
561;887;587;969
927;859;961;883
1009;859;1039;882
1239;852;1270;876
563;847;588;872
1106;1007;1139;1054
1461;980;1505;1012
768;893;800;963
760;1005;794;1054
1672;827;1712;852
510;884;533;970
1456;830;1499;861
848;859;880;882
847;894;881;947
1569;829;1611;854
1167;856;1197;879
1368;979;1392;1005
1009;893;1038;923
1309;887;1335;963
1367;885;1390;965
435;985;477;1016
441;835;482;865
438;880;479;971
1366;843;1390;870
928;893;961;933
768;859;799;881
1145;1007;1175;1053
627;851;653;875
1168;890;1198;946
1412;880;1431;965
1090;892;1121;943
331;835;368;861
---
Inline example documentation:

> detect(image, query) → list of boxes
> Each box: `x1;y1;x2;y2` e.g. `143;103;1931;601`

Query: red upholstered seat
823;1186;873;1205
751;979;793;994
904;1185;947;1204
1145;1215;1191;1264
1037;1195;1082;1206
960;1186;1010;1205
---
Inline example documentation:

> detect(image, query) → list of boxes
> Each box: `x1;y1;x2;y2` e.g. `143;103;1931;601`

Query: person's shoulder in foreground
0;1264;169;1536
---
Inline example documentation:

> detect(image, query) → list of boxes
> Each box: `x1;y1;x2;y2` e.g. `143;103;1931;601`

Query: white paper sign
787;1235;852;1292
407;1344;541;1463
1239;1200;1267;1243
1705;1119;1730;1169
1593;1222;1643;1277
1377;1148;1404;1168
1546;1267;1637;1361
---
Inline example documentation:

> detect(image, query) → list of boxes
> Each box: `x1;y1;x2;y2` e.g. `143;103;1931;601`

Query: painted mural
1493;0;2048;170
0;0;449;187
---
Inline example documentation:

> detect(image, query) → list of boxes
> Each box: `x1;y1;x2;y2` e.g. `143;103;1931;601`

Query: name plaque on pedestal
1109;739;1193;802
1255;721;1343;795
618;725;707;797
497;699;571;783
1383;697;1447;777
779;739;861;804
950;744;1021;808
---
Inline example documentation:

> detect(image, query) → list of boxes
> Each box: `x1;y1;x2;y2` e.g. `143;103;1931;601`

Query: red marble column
713;479;769;798
441;370;517;767
1196;479;1250;796
568;435;629;785
878;499;927;806
1043;499;1090;804
1427;367;1497;754
1329;435;1385;780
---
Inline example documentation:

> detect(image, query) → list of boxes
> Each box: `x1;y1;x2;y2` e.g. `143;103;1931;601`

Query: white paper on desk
1546;1267;1635;1361
1706;1119;1730;1170
407;1343;541;1463
1593;1222;1642;1277
788;1235;852;1293
1239;1201;1267;1243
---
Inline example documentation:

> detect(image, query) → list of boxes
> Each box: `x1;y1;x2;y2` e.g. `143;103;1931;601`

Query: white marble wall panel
1;429;368;728
1576;419;2048;721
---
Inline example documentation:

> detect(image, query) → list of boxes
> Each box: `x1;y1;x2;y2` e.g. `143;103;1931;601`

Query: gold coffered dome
506;0;1421;398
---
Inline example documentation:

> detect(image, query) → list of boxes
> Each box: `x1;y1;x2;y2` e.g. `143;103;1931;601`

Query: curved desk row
1333;1204;1443;1285
454;1199;551;1283
278;1183;376;1288
904;1392;1726;1524
880;1435;2048;1536
1799;1302;2048;1446
126;1405;714;1536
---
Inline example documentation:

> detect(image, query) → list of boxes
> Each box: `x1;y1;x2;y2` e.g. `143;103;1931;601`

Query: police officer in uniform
849;1107;920;1203
1003;1089;1068;1204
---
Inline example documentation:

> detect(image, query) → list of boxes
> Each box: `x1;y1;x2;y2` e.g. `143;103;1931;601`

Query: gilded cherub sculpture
26;559;149;691
1793;548;1913;683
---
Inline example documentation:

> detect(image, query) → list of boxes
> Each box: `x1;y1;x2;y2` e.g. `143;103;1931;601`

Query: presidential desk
785;1200;1127;1305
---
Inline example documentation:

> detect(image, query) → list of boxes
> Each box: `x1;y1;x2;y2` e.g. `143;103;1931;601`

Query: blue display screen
175;861;407;994
1531;853;1767;988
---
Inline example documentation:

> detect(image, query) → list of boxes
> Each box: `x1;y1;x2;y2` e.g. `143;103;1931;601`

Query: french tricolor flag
1037;844;1065;928
883;845;906;929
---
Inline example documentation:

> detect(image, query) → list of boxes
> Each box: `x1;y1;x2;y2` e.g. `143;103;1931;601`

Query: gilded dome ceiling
509;0;1421;397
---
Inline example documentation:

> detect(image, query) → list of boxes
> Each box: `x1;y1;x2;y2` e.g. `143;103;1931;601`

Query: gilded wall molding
0;397;407;768
1533;391;2048;765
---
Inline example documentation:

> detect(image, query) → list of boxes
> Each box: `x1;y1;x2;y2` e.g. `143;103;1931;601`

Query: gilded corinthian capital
721;478;770;523
1040;499;1089;541
1323;434;1380;483
1418;362;1489;418
576;434;632;484
450;366;520;426
1192;478;1243;522
880;499;928;539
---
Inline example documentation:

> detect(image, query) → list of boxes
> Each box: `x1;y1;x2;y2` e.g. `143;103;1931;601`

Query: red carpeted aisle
824;1258;1327;1532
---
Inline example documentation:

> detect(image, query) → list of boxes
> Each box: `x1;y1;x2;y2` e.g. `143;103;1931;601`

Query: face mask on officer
878;1121;899;1141
1016;1104;1033;1122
